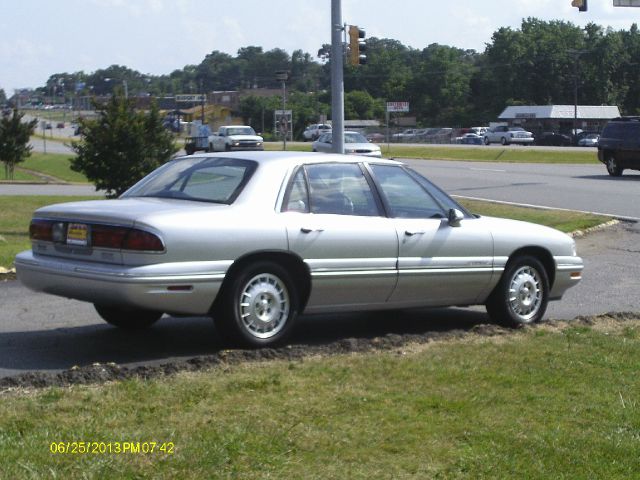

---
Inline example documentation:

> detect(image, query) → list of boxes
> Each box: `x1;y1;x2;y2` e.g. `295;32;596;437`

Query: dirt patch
2;312;638;391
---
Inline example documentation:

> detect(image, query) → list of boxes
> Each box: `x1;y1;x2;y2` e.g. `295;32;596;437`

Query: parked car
302;124;331;141
484;126;534;145
15;152;583;347
577;133;599;147
312;131;382;157
366;132;385;142
597;116;640;176
456;133;484;145
392;129;420;142
535;132;572;147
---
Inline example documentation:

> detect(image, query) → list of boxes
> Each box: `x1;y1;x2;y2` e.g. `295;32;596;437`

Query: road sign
175;94;205;102
613;0;640;5
387;102;409;113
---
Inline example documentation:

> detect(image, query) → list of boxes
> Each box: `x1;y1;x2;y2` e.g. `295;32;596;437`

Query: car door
281;163;398;312
622;123;640;168
368;164;494;307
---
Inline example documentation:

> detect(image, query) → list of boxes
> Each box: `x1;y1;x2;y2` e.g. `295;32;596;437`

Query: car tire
214;261;299;348
501;137;509;146
94;305;163;330
208;143;214;153
484;137;490;145
485;255;549;328
606;154;623;177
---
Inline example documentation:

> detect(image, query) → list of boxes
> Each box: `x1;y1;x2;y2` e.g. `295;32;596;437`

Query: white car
484;126;534;145
312;131;382;157
578;134;599;147
303;124;332;141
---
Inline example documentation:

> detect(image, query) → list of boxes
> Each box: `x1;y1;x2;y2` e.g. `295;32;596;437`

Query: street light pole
330;0;344;154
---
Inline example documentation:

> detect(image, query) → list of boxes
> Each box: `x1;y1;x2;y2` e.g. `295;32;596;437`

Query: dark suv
597;117;640;176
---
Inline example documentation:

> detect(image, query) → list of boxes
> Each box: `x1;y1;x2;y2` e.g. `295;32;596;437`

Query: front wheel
501;137;509;146
94;305;163;330
214;262;299;347
484;137;490;145
485;255;549;327
606;154;623;176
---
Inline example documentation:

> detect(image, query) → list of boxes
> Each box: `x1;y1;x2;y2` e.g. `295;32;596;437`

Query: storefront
498;105;620;135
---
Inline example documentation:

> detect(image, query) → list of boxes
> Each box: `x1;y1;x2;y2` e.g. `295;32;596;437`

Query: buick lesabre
16;152;583;347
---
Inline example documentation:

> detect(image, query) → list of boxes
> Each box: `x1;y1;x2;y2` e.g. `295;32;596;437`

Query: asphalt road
404;158;640;220
0;221;638;379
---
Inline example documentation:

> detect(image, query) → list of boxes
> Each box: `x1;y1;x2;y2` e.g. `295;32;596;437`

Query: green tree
0;109;37;179
71;96;178;198
0;88;6;104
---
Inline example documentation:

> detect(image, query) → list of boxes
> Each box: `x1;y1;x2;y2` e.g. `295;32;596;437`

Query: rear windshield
122;157;257;204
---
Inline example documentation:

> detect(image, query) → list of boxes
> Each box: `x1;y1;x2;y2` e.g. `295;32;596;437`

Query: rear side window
282;163;380;217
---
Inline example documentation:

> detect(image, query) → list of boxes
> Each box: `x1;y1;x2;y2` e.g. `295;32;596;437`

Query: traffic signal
349;25;367;66
571;0;587;11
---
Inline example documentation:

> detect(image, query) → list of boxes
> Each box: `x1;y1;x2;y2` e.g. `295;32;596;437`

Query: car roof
176;151;401;167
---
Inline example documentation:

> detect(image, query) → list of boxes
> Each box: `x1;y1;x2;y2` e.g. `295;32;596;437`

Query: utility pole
568;49;586;140
330;0;344;154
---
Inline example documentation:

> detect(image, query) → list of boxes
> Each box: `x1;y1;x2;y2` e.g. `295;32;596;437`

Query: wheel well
506;247;556;289
215;251;311;311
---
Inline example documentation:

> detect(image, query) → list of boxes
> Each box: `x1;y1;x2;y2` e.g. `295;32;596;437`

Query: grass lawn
0;196;102;268
1;169;41;182
265;142;600;164
0;320;638;478
20;152;88;183
458;199;607;233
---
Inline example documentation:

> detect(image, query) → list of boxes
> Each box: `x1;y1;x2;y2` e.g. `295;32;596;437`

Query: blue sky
1;0;639;93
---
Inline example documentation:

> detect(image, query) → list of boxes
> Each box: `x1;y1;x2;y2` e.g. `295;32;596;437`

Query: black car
535;132;572;147
597;117;640;176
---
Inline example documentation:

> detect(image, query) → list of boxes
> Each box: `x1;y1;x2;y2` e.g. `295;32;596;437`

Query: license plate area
66;223;90;246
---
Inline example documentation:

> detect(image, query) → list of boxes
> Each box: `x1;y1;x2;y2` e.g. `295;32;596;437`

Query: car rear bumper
15;250;230;315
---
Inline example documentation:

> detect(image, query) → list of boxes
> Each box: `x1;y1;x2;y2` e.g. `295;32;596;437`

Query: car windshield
122;157;258;204
227;127;256;136
345;132;368;143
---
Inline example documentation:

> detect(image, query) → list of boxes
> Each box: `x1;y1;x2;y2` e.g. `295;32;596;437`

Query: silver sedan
16;152;583;347
312;131;382;157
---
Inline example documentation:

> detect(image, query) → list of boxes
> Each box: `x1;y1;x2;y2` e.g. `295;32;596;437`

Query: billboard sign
386;101;409;113
175;94;205;102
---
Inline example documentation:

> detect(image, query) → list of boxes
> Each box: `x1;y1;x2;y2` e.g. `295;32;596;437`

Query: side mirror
448;208;464;227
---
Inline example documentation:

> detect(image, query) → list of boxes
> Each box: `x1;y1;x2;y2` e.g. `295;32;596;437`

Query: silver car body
484;126;535;145
312;131;382;157
16;152;582;320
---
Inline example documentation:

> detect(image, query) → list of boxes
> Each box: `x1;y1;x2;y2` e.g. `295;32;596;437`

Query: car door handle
301;227;324;234
404;230;426;236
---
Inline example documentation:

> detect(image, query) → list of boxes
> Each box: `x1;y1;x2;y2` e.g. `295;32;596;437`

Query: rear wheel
214;262;298;347
606;154;623;176
94;305;163;330
484;137;490;145
486;255;549;327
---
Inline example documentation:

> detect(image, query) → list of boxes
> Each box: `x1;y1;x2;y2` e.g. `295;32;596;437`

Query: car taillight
93;226;164;252
29;219;54;241
123;229;164;252
91;225;129;249
29;220;163;252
